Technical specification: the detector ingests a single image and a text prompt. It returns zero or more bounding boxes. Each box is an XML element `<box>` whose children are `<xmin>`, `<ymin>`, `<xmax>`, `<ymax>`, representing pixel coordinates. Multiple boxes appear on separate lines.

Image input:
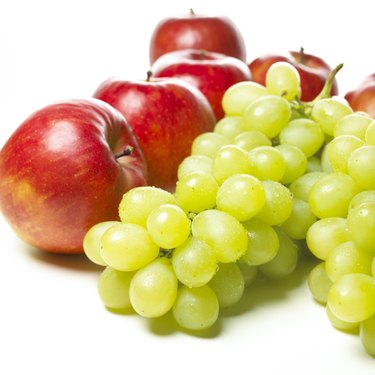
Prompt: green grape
<box><xmin>248</xmin><ymin>146</ymin><xmax>286</xmax><ymax>181</ymax></box>
<box><xmin>360</xmin><ymin>314</ymin><xmax>375</xmax><ymax>356</ymax></box>
<box><xmin>177</xmin><ymin>155</ymin><xmax>213</xmax><ymax>179</ymax></box>
<box><xmin>306</xmin><ymin>156</ymin><xmax>323</xmax><ymax>172</ymax></box>
<box><xmin>129</xmin><ymin>257</ymin><xmax>178</xmax><ymax>318</ymax></box>
<box><xmin>325</xmin><ymin>241</ymin><xmax>373</xmax><ymax>282</ymax></box>
<box><xmin>326</xmin><ymin>304</ymin><xmax>359</xmax><ymax>332</ymax></box>
<box><xmin>256</xmin><ymin>180</ymin><xmax>293</xmax><ymax>226</ymax></box>
<box><xmin>191</xmin><ymin>209</ymin><xmax>248</xmax><ymax>263</ymax></box>
<box><xmin>118</xmin><ymin>186</ymin><xmax>176</xmax><ymax>227</ymax></box>
<box><xmin>289</xmin><ymin>171</ymin><xmax>328</xmax><ymax>202</ymax></box>
<box><xmin>278</xmin><ymin>118</ymin><xmax>325</xmax><ymax>157</ymax></box>
<box><xmin>373</xmin><ymin>257</ymin><xmax>375</xmax><ymax>277</ymax></box>
<box><xmin>233</xmin><ymin>130</ymin><xmax>272</xmax><ymax>151</ymax></box>
<box><xmin>347</xmin><ymin>201</ymin><xmax>375</xmax><ymax>253</ymax></box>
<box><xmin>308</xmin><ymin>172</ymin><xmax>360</xmax><ymax>218</ymax></box>
<box><xmin>365</xmin><ymin>120</ymin><xmax>375</xmax><ymax>145</ymax></box>
<box><xmin>242</xmin><ymin>95</ymin><xmax>291</xmax><ymax>138</ymax></box>
<box><xmin>306</xmin><ymin>217</ymin><xmax>349</xmax><ymax>260</ymax></box>
<box><xmin>212</xmin><ymin>145</ymin><xmax>252</xmax><ymax>185</ymax></box>
<box><xmin>83</xmin><ymin>221</ymin><xmax>118</xmax><ymax>266</ymax></box>
<box><xmin>265</xmin><ymin>61</ymin><xmax>301</xmax><ymax>101</ymax></box>
<box><xmin>320</xmin><ymin>144</ymin><xmax>334</xmax><ymax>173</ymax></box>
<box><xmin>208</xmin><ymin>262</ymin><xmax>245</xmax><ymax>308</ymax></box>
<box><xmin>275</xmin><ymin>144</ymin><xmax>307</xmax><ymax>184</ymax></box>
<box><xmin>191</xmin><ymin>132</ymin><xmax>230</xmax><ymax>157</ymax></box>
<box><xmin>281</xmin><ymin>197</ymin><xmax>316</xmax><ymax>240</ymax></box>
<box><xmin>213</xmin><ymin>116</ymin><xmax>244</xmax><ymax>140</ymax></box>
<box><xmin>240</xmin><ymin>218</ymin><xmax>279</xmax><ymax>266</ymax></box>
<box><xmin>237</xmin><ymin>262</ymin><xmax>258</xmax><ymax>287</ymax></box>
<box><xmin>100</xmin><ymin>223</ymin><xmax>159</xmax><ymax>272</ymax></box>
<box><xmin>349</xmin><ymin>190</ymin><xmax>375</xmax><ymax>210</ymax></box>
<box><xmin>98</xmin><ymin>266</ymin><xmax>134</xmax><ymax>312</ymax></box>
<box><xmin>216</xmin><ymin>173</ymin><xmax>265</xmax><ymax>222</ymax></box>
<box><xmin>222</xmin><ymin>81</ymin><xmax>268</xmax><ymax>116</ymax></box>
<box><xmin>326</xmin><ymin>135</ymin><xmax>364</xmax><ymax>173</ymax></box>
<box><xmin>172</xmin><ymin>285</ymin><xmax>219</xmax><ymax>330</ymax></box>
<box><xmin>172</xmin><ymin>236</ymin><xmax>217</xmax><ymax>288</ymax></box>
<box><xmin>327</xmin><ymin>273</ymin><xmax>375</xmax><ymax>323</ymax></box>
<box><xmin>147</xmin><ymin>204</ymin><xmax>191</xmax><ymax>249</ymax></box>
<box><xmin>334</xmin><ymin>113</ymin><xmax>372</xmax><ymax>140</ymax></box>
<box><xmin>347</xmin><ymin>145</ymin><xmax>375</xmax><ymax>190</ymax></box>
<box><xmin>259</xmin><ymin>227</ymin><xmax>299</xmax><ymax>279</ymax></box>
<box><xmin>307</xmin><ymin>262</ymin><xmax>332</xmax><ymax>304</ymax></box>
<box><xmin>311</xmin><ymin>97</ymin><xmax>353</xmax><ymax>136</ymax></box>
<box><xmin>175</xmin><ymin>171</ymin><xmax>218</xmax><ymax>213</ymax></box>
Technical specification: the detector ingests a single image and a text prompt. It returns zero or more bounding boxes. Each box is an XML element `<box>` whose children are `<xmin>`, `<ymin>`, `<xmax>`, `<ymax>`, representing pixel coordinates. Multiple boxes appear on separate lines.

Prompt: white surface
<box><xmin>0</xmin><ymin>1</ymin><xmax>374</xmax><ymax>374</ymax></box>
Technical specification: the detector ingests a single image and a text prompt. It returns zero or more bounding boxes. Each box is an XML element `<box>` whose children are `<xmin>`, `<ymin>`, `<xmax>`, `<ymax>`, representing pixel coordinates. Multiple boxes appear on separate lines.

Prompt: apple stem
<box><xmin>115</xmin><ymin>146</ymin><xmax>133</xmax><ymax>159</ymax></box>
<box><xmin>189</xmin><ymin>8</ymin><xmax>195</xmax><ymax>16</ymax></box>
<box><xmin>299</xmin><ymin>47</ymin><xmax>305</xmax><ymax>64</ymax></box>
<box><xmin>146</xmin><ymin>70</ymin><xmax>152</xmax><ymax>82</ymax></box>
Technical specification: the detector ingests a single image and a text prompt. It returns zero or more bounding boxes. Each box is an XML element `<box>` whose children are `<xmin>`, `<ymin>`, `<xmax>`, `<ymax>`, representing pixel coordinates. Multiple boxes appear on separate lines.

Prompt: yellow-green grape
<box><xmin>172</xmin><ymin>237</ymin><xmax>217</xmax><ymax>288</ymax></box>
<box><xmin>97</xmin><ymin>267</ymin><xmax>134</xmax><ymax>312</ymax></box>
<box><xmin>281</xmin><ymin>197</ymin><xmax>316</xmax><ymax>240</ymax></box>
<box><xmin>256</xmin><ymin>180</ymin><xmax>293</xmax><ymax>226</ymax></box>
<box><xmin>222</xmin><ymin>81</ymin><xmax>268</xmax><ymax>116</ymax></box>
<box><xmin>129</xmin><ymin>257</ymin><xmax>177</xmax><ymax>318</ymax></box>
<box><xmin>373</xmin><ymin>258</ymin><xmax>375</xmax><ymax>277</ymax></box>
<box><xmin>275</xmin><ymin>144</ymin><xmax>307</xmax><ymax>184</ymax></box>
<box><xmin>240</xmin><ymin>218</ymin><xmax>279</xmax><ymax>266</ymax></box>
<box><xmin>326</xmin><ymin>135</ymin><xmax>364</xmax><ymax>173</ymax></box>
<box><xmin>119</xmin><ymin>186</ymin><xmax>176</xmax><ymax>227</ymax></box>
<box><xmin>278</xmin><ymin>119</ymin><xmax>325</xmax><ymax>157</ymax></box>
<box><xmin>172</xmin><ymin>285</ymin><xmax>219</xmax><ymax>330</ymax></box>
<box><xmin>347</xmin><ymin>201</ymin><xmax>375</xmax><ymax>253</ymax></box>
<box><xmin>307</xmin><ymin>262</ymin><xmax>332</xmax><ymax>304</ymax></box>
<box><xmin>259</xmin><ymin>227</ymin><xmax>299</xmax><ymax>279</ymax></box>
<box><xmin>325</xmin><ymin>241</ymin><xmax>373</xmax><ymax>282</ymax></box>
<box><xmin>233</xmin><ymin>130</ymin><xmax>272</xmax><ymax>151</ymax></box>
<box><xmin>308</xmin><ymin>172</ymin><xmax>360</xmax><ymax>218</ymax></box>
<box><xmin>306</xmin><ymin>217</ymin><xmax>349</xmax><ymax>260</ymax></box>
<box><xmin>265</xmin><ymin>61</ymin><xmax>301</xmax><ymax>101</ymax></box>
<box><xmin>349</xmin><ymin>190</ymin><xmax>375</xmax><ymax>210</ymax></box>
<box><xmin>326</xmin><ymin>304</ymin><xmax>359</xmax><ymax>332</ymax></box>
<box><xmin>311</xmin><ymin>97</ymin><xmax>353</xmax><ymax>136</ymax></box>
<box><xmin>177</xmin><ymin>155</ymin><xmax>213</xmax><ymax>179</ymax></box>
<box><xmin>248</xmin><ymin>146</ymin><xmax>286</xmax><ymax>181</ymax></box>
<box><xmin>335</xmin><ymin>113</ymin><xmax>372</xmax><ymax>140</ymax></box>
<box><xmin>360</xmin><ymin>313</ymin><xmax>375</xmax><ymax>356</ymax></box>
<box><xmin>242</xmin><ymin>95</ymin><xmax>291</xmax><ymax>138</ymax></box>
<box><xmin>216</xmin><ymin>174</ymin><xmax>265</xmax><ymax>222</ymax></box>
<box><xmin>307</xmin><ymin>156</ymin><xmax>323</xmax><ymax>172</ymax></box>
<box><xmin>237</xmin><ymin>263</ymin><xmax>258</xmax><ymax>287</ymax></box>
<box><xmin>191</xmin><ymin>132</ymin><xmax>230</xmax><ymax>157</ymax></box>
<box><xmin>191</xmin><ymin>209</ymin><xmax>248</xmax><ymax>263</ymax></box>
<box><xmin>213</xmin><ymin>116</ymin><xmax>244</xmax><ymax>140</ymax></box>
<box><xmin>365</xmin><ymin>120</ymin><xmax>375</xmax><ymax>145</ymax></box>
<box><xmin>347</xmin><ymin>145</ymin><xmax>375</xmax><ymax>190</ymax></box>
<box><xmin>147</xmin><ymin>204</ymin><xmax>191</xmax><ymax>249</ymax></box>
<box><xmin>320</xmin><ymin>144</ymin><xmax>334</xmax><ymax>173</ymax></box>
<box><xmin>83</xmin><ymin>221</ymin><xmax>118</xmax><ymax>266</ymax></box>
<box><xmin>327</xmin><ymin>273</ymin><xmax>375</xmax><ymax>323</ymax></box>
<box><xmin>100</xmin><ymin>223</ymin><xmax>159</xmax><ymax>271</ymax></box>
<box><xmin>289</xmin><ymin>171</ymin><xmax>328</xmax><ymax>202</ymax></box>
<box><xmin>175</xmin><ymin>171</ymin><xmax>218</xmax><ymax>213</ymax></box>
<box><xmin>212</xmin><ymin>145</ymin><xmax>251</xmax><ymax>185</ymax></box>
<box><xmin>208</xmin><ymin>262</ymin><xmax>245</xmax><ymax>308</ymax></box>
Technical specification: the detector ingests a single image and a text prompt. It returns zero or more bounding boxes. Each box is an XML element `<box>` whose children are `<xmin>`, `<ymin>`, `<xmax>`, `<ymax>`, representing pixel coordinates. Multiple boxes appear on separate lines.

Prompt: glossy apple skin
<box><xmin>0</xmin><ymin>99</ymin><xmax>147</xmax><ymax>254</ymax></box>
<box><xmin>249</xmin><ymin>51</ymin><xmax>338</xmax><ymax>101</ymax></box>
<box><xmin>151</xmin><ymin>49</ymin><xmax>252</xmax><ymax>120</ymax></box>
<box><xmin>345</xmin><ymin>74</ymin><xmax>375</xmax><ymax>117</ymax></box>
<box><xmin>94</xmin><ymin>77</ymin><xmax>216</xmax><ymax>192</ymax></box>
<box><xmin>149</xmin><ymin>12</ymin><xmax>247</xmax><ymax>64</ymax></box>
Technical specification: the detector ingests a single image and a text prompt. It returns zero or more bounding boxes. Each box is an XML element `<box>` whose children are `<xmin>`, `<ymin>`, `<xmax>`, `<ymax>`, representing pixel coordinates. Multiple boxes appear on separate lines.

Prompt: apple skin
<box><xmin>151</xmin><ymin>49</ymin><xmax>252</xmax><ymax>120</ymax></box>
<box><xmin>248</xmin><ymin>50</ymin><xmax>338</xmax><ymax>101</ymax></box>
<box><xmin>0</xmin><ymin>99</ymin><xmax>147</xmax><ymax>254</ymax></box>
<box><xmin>93</xmin><ymin>77</ymin><xmax>216</xmax><ymax>192</ymax></box>
<box><xmin>149</xmin><ymin>11</ymin><xmax>247</xmax><ymax>64</ymax></box>
<box><xmin>345</xmin><ymin>74</ymin><xmax>375</xmax><ymax>117</ymax></box>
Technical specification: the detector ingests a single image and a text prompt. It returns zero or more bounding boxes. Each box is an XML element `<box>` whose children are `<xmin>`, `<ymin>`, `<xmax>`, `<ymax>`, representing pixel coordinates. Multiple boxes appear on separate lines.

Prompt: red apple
<box><xmin>345</xmin><ymin>74</ymin><xmax>375</xmax><ymax>117</ymax></box>
<box><xmin>93</xmin><ymin>76</ymin><xmax>216</xmax><ymax>192</ymax></box>
<box><xmin>249</xmin><ymin>49</ymin><xmax>338</xmax><ymax>101</ymax></box>
<box><xmin>151</xmin><ymin>49</ymin><xmax>252</xmax><ymax>120</ymax></box>
<box><xmin>149</xmin><ymin>9</ymin><xmax>247</xmax><ymax>64</ymax></box>
<box><xmin>0</xmin><ymin>99</ymin><xmax>147</xmax><ymax>254</ymax></box>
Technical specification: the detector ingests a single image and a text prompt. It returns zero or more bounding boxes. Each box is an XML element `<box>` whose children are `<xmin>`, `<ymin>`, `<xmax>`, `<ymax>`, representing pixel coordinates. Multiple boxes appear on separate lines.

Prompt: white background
<box><xmin>0</xmin><ymin>1</ymin><xmax>374</xmax><ymax>374</ymax></box>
